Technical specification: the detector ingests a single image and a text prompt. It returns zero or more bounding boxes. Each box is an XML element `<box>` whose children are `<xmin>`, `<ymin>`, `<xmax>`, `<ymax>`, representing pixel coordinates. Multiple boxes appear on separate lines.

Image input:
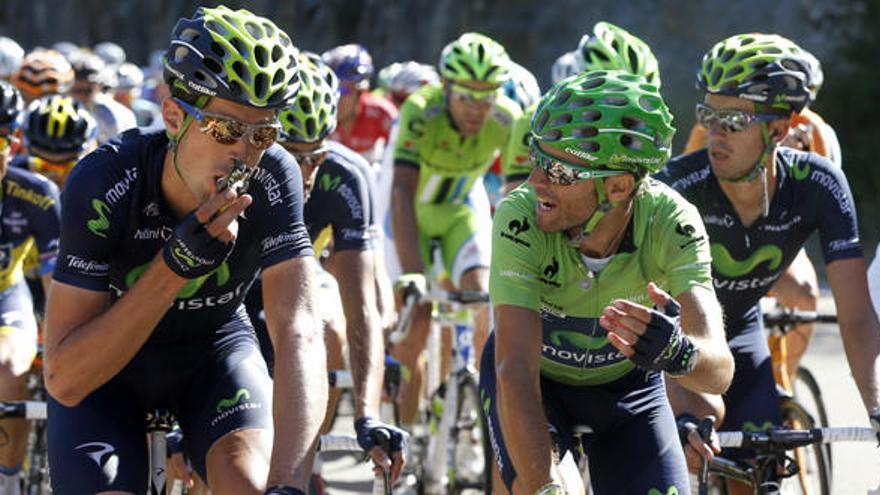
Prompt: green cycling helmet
<box><xmin>698</xmin><ymin>33</ymin><xmax>812</xmax><ymax>113</ymax></box>
<box><xmin>578</xmin><ymin>22</ymin><xmax>661</xmax><ymax>87</ymax></box>
<box><xmin>531</xmin><ymin>69</ymin><xmax>674</xmax><ymax>175</ymax></box>
<box><xmin>163</xmin><ymin>5</ymin><xmax>299</xmax><ymax>108</ymax></box>
<box><xmin>279</xmin><ymin>53</ymin><xmax>339</xmax><ymax>143</ymax></box>
<box><xmin>438</xmin><ymin>33</ymin><xmax>510</xmax><ymax>85</ymax></box>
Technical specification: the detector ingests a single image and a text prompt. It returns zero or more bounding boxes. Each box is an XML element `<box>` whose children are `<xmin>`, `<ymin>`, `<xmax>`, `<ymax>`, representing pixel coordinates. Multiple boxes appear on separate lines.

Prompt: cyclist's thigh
<box><xmin>478</xmin><ymin>333</ymin><xmax>522</xmax><ymax>490</ymax></box>
<box><xmin>721</xmin><ymin>325</ymin><xmax>782</xmax><ymax>459</ymax></box>
<box><xmin>442</xmin><ymin>202</ymin><xmax>491</xmax><ymax>287</ymax></box>
<box><xmin>0</xmin><ymin>282</ymin><xmax>38</xmax><ymax>377</ymax></box>
<box><xmin>550</xmin><ymin>372</ymin><xmax>688</xmax><ymax>495</ymax></box>
<box><xmin>47</xmin><ymin>381</ymin><xmax>148</xmax><ymax>493</ymax></box>
<box><xmin>178</xmin><ymin>328</ymin><xmax>273</xmax><ymax>480</ymax></box>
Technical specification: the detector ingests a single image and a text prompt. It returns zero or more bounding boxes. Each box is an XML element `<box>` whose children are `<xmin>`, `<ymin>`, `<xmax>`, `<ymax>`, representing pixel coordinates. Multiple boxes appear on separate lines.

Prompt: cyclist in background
<box><xmin>0</xmin><ymin>38</ymin><xmax>23</xmax><ymax>82</ymax></box>
<box><xmin>68</xmin><ymin>51</ymin><xmax>137</xmax><ymax>144</ymax></box>
<box><xmin>43</xmin><ymin>6</ymin><xmax>325</xmax><ymax>493</ymax></box>
<box><xmin>0</xmin><ymin>81</ymin><xmax>61</xmax><ymax>495</ymax></box>
<box><xmin>390</xmin><ymin>32</ymin><xmax>522</xmax><ymax>424</ymax></box>
<box><xmin>377</xmin><ymin>61</ymin><xmax>439</xmax><ymax>109</ymax></box>
<box><xmin>112</xmin><ymin>62</ymin><xmax>162</xmax><ymax>129</ymax></box>
<box><xmin>484</xmin><ymin>70</ymin><xmax>733</xmax><ymax>494</ymax></box>
<box><xmin>505</xmin><ymin>22</ymin><xmax>661</xmax><ymax>193</ymax></box>
<box><xmin>323</xmin><ymin>44</ymin><xmax>398</xmax><ymax>167</ymax></box>
<box><xmin>655</xmin><ymin>34</ymin><xmax>880</xmax><ymax>486</ymax></box>
<box><xmin>11</xmin><ymin>48</ymin><xmax>74</xmax><ymax>104</ymax></box>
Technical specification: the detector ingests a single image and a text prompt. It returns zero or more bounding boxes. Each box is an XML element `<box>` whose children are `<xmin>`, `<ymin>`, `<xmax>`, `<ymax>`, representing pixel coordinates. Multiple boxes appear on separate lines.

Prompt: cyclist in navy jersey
<box><xmin>654</xmin><ymin>34</ymin><xmax>880</xmax><ymax>484</ymax></box>
<box><xmin>245</xmin><ymin>53</ymin><xmax>406</xmax><ymax>486</ymax></box>
<box><xmin>43</xmin><ymin>7</ymin><xmax>325</xmax><ymax>494</ymax></box>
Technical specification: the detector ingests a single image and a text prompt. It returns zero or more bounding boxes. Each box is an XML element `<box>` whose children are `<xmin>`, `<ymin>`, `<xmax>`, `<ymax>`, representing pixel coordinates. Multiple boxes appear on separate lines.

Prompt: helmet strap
<box><xmin>716</xmin><ymin>108</ymin><xmax>776</xmax><ymax>218</ymax></box>
<box><xmin>568</xmin><ymin>177</ymin><xmax>616</xmax><ymax>247</ymax></box>
<box><xmin>168</xmin><ymin>93</ymin><xmax>210</xmax><ymax>198</ymax></box>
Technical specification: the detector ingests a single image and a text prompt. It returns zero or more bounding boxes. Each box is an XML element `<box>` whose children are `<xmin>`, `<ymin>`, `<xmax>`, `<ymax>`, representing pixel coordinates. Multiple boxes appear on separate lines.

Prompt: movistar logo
<box><xmin>87</xmin><ymin>199</ymin><xmax>112</xmax><ymax>238</ymax></box>
<box><xmin>548</xmin><ymin>329</ymin><xmax>607</xmax><ymax>350</ymax></box>
<box><xmin>173</xmin><ymin>247</ymin><xmax>197</xmax><ymax>267</ymax></box>
<box><xmin>216</xmin><ymin>388</ymin><xmax>251</xmax><ymax>413</ymax></box>
<box><xmin>319</xmin><ymin>174</ymin><xmax>341</xmax><ymax>192</ymax></box>
<box><xmin>791</xmin><ymin>160</ymin><xmax>810</xmax><ymax>181</ymax></box>
<box><xmin>711</xmin><ymin>244</ymin><xmax>782</xmax><ymax>277</ymax></box>
<box><xmin>126</xmin><ymin>261</ymin><xmax>230</xmax><ymax>299</ymax></box>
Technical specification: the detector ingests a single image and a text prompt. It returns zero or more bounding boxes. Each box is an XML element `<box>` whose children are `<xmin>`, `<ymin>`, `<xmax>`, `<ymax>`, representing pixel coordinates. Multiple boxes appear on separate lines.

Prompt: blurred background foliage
<box><xmin>1</xmin><ymin>0</ymin><xmax>877</xmax><ymax>258</ymax></box>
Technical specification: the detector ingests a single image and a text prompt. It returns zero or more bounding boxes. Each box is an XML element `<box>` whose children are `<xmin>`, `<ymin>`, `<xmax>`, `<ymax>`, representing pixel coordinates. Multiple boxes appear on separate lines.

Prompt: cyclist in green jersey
<box><xmin>504</xmin><ymin>22</ymin><xmax>661</xmax><ymax>193</ymax></box>
<box><xmin>390</xmin><ymin>32</ymin><xmax>521</xmax><ymax>423</ymax></box>
<box><xmin>484</xmin><ymin>70</ymin><xmax>733</xmax><ymax>494</ymax></box>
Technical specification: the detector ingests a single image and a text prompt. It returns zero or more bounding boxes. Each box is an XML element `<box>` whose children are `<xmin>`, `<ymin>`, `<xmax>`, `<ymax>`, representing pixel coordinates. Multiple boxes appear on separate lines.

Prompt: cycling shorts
<box><xmin>47</xmin><ymin>307</ymin><xmax>272</xmax><ymax>492</ymax></box>
<box><xmin>479</xmin><ymin>333</ymin><xmax>689</xmax><ymax>494</ymax></box>
<box><xmin>415</xmin><ymin>185</ymin><xmax>491</xmax><ymax>286</ymax></box>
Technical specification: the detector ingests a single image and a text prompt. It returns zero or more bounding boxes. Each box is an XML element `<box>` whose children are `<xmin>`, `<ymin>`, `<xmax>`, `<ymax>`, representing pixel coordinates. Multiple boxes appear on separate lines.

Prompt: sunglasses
<box><xmin>450</xmin><ymin>83</ymin><xmax>498</xmax><ymax>105</ymax></box>
<box><xmin>530</xmin><ymin>143</ymin><xmax>625</xmax><ymax>186</ymax></box>
<box><xmin>29</xmin><ymin>155</ymin><xmax>79</xmax><ymax>179</ymax></box>
<box><xmin>695</xmin><ymin>103</ymin><xmax>781</xmax><ymax>133</ymax></box>
<box><xmin>174</xmin><ymin>98</ymin><xmax>280</xmax><ymax>150</ymax></box>
<box><xmin>291</xmin><ymin>148</ymin><xmax>329</xmax><ymax>169</ymax></box>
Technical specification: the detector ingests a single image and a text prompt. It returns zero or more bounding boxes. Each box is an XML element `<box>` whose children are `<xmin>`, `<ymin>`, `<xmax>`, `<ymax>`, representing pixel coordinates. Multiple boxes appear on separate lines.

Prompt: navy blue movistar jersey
<box><xmin>305</xmin><ymin>140</ymin><xmax>376</xmax><ymax>254</ymax></box>
<box><xmin>655</xmin><ymin>148</ymin><xmax>861</xmax><ymax>337</ymax></box>
<box><xmin>53</xmin><ymin>129</ymin><xmax>313</xmax><ymax>345</ymax></box>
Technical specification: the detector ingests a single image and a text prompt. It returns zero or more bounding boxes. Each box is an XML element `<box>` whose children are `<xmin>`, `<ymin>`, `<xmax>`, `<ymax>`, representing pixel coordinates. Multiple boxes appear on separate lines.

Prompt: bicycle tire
<box><xmin>793</xmin><ymin>366</ymin><xmax>832</xmax><ymax>473</ymax></box>
<box><xmin>23</xmin><ymin>419</ymin><xmax>50</xmax><ymax>495</ymax></box>
<box><xmin>780</xmin><ymin>398</ymin><xmax>831</xmax><ymax>495</ymax></box>
<box><xmin>448</xmin><ymin>373</ymin><xmax>486</xmax><ymax>494</ymax></box>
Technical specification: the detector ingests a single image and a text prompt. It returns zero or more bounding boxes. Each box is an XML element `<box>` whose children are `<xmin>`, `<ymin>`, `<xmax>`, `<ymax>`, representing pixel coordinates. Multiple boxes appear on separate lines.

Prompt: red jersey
<box><xmin>332</xmin><ymin>92</ymin><xmax>398</xmax><ymax>155</ymax></box>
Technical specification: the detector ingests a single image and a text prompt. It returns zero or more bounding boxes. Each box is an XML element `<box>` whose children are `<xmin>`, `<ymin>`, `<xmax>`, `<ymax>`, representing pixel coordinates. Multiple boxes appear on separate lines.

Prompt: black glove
<box><xmin>264</xmin><ymin>486</ymin><xmax>304</xmax><ymax>495</ymax></box>
<box><xmin>163</xmin><ymin>210</ymin><xmax>235</xmax><ymax>279</ymax></box>
<box><xmin>630</xmin><ymin>298</ymin><xmax>699</xmax><ymax>376</ymax></box>
<box><xmin>354</xmin><ymin>416</ymin><xmax>409</xmax><ymax>455</ymax></box>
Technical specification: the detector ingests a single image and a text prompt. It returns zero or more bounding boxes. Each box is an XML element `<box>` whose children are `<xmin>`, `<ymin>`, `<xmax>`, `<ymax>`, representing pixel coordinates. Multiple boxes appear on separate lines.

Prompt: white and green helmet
<box><xmin>438</xmin><ymin>32</ymin><xmax>510</xmax><ymax>85</ymax></box>
<box><xmin>279</xmin><ymin>53</ymin><xmax>339</xmax><ymax>143</ymax></box>
<box><xmin>163</xmin><ymin>5</ymin><xmax>299</xmax><ymax>108</ymax></box>
<box><xmin>577</xmin><ymin>22</ymin><xmax>661</xmax><ymax>87</ymax></box>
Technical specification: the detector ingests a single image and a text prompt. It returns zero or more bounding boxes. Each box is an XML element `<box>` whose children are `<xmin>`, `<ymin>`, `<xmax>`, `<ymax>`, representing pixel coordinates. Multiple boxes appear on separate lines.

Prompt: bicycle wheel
<box><xmin>22</xmin><ymin>419</ymin><xmax>50</xmax><ymax>495</ymax></box>
<box><xmin>447</xmin><ymin>374</ymin><xmax>485</xmax><ymax>494</ymax></box>
<box><xmin>792</xmin><ymin>366</ymin><xmax>832</xmax><ymax>472</ymax></box>
<box><xmin>779</xmin><ymin>398</ymin><xmax>831</xmax><ymax>495</ymax></box>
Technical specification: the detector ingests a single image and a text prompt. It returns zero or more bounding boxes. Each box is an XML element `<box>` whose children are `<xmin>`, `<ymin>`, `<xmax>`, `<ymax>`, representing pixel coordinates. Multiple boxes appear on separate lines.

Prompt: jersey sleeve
<box><xmin>392</xmin><ymin>95</ymin><xmax>426</xmax><ymax>168</ymax></box>
<box><xmin>31</xmin><ymin>179</ymin><xmax>61</xmax><ymax>275</ymax></box>
<box><xmin>806</xmin><ymin>156</ymin><xmax>863</xmax><ymax>263</ymax></box>
<box><xmin>489</xmin><ymin>190</ymin><xmax>543</xmax><ymax>310</ymax></box>
<box><xmin>250</xmin><ymin>147</ymin><xmax>315</xmax><ymax>268</ymax></box>
<box><xmin>502</xmin><ymin>106</ymin><xmax>534</xmax><ymax>184</ymax></box>
<box><xmin>324</xmin><ymin>166</ymin><xmax>373</xmax><ymax>252</ymax></box>
<box><xmin>52</xmin><ymin>157</ymin><xmax>117</xmax><ymax>291</ymax></box>
<box><xmin>649</xmin><ymin>184</ymin><xmax>714</xmax><ymax>297</ymax></box>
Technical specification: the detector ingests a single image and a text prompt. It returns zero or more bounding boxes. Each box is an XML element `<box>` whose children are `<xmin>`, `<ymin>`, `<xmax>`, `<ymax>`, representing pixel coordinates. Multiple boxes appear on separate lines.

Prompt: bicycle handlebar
<box><xmin>762</xmin><ymin>308</ymin><xmax>837</xmax><ymax>329</ymax></box>
<box><xmin>0</xmin><ymin>401</ymin><xmax>46</xmax><ymax>420</ymax></box>
<box><xmin>717</xmin><ymin>426</ymin><xmax>875</xmax><ymax>449</ymax></box>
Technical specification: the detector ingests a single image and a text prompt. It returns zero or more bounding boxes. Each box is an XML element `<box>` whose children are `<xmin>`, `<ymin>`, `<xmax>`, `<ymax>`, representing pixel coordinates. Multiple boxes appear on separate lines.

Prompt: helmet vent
<box><xmin>627</xmin><ymin>47</ymin><xmax>638</xmax><ymax>73</ymax></box>
<box><xmin>571</xmin><ymin>97</ymin><xmax>594</xmax><ymax>108</ymax></box>
<box><xmin>573</xmin><ymin>126</ymin><xmax>598</xmax><ymax>138</ymax></box>
<box><xmin>230</xmin><ymin>38</ymin><xmax>247</xmax><ymax>58</ymax></box>
<box><xmin>298</xmin><ymin>95</ymin><xmax>312</xmax><ymax>114</ymax></box>
<box><xmin>581</xmin><ymin>77</ymin><xmax>605</xmax><ymax>90</ymax></box>
<box><xmin>638</xmin><ymin>95</ymin><xmax>660</xmax><ymax>111</ymax></box>
<box><xmin>232</xmin><ymin>61</ymin><xmax>246</xmax><ymax>80</ymax></box>
<box><xmin>581</xmin><ymin>109</ymin><xmax>602</xmax><ymax>122</ymax></box>
<box><xmin>305</xmin><ymin>117</ymin><xmax>316</xmax><ymax>136</ymax></box>
<box><xmin>579</xmin><ymin>140</ymin><xmax>600</xmax><ymax>152</ymax></box>
<box><xmin>709</xmin><ymin>67</ymin><xmax>722</xmax><ymax>86</ymax></box>
<box><xmin>620</xmin><ymin>134</ymin><xmax>643</xmax><ymax>151</ymax></box>
<box><xmin>254</xmin><ymin>73</ymin><xmax>268</xmax><ymax>97</ymax></box>
<box><xmin>210</xmin><ymin>42</ymin><xmax>226</xmax><ymax>58</ymax></box>
<box><xmin>204</xmin><ymin>58</ymin><xmax>223</xmax><ymax>75</ymax></box>
<box><xmin>193</xmin><ymin>70</ymin><xmax>207</xmax><ymax>82</ymax></box>
<box><xmin>244</xmin><ymin>21</ymin><xmax>264</xmax><ymax>40</ymax></box>
<box><xmin>476</xmin><ymin>43</ymin><xmax>486</xmax><ymax>63</ymax></box>
<box><xmin>205</xmin><ymin>21</ymin><xmax>226</xmax><ymax>37</ymax></box>
<box><xmin>621</xmin><ymin>115</ymin><xmax>645</xmax><ymax>130</ymax></box>
<box><xmin>279</xmin><ymin>33</ymin><xmax>291</xmax><ymax>48</ymax></box>
<box><xmin>535</xmin><ymin>109</ymin><xmax>550</xmax><ymax>130</ymax></box>
<box><xmin>550</xmin><ymin>113</ymin><xmax>572</xmax><ymax>127</ymax></box>
<box><xmin>254</xmin><ymin>45</ymin><xmax>269</xmax><ymax>67</ymax></box>
<box><xmin>589</xmin><ymin>47</ymin><xmax>609</xmax><ymax>62</ymax></box>
<box><xmin>263</xmin><ymin>22</ymin><xmax>275</xmax><ymax>37</ymax></box>
<box><xmin>601</xmin><ymin>96</ymin><xmax>628</xmax><ymax>107</ymax></box>
<box><xmin>272</xmin><ymin>70</ymin><xmax>284</xmax><ymax>86</ymax></box>
<box><xmin>180</xmin><ymin>27</ymin><xmax>201</xmax><ymax>43</ymax></box>
<box><xmin>719</xmin><ymin>49</ymin><xmax>735</xmax><ymax>64</ymax></box>
<box><xmin>542</xmin><ymin>129</ymin><xmax>562</xmax><ymax>141</ymax></box>
<box><xmin>272</xmin><ymin>46</ymin><xmax>284</xmax><ymax>62</ymax></box>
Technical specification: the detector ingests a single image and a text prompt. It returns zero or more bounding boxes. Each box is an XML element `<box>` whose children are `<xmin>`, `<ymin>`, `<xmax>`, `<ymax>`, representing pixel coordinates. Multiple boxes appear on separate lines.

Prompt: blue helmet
<box><xmin>322</xmin><ymin>44</ymin><xmax>374</xmax><ymax>83</ymax></box>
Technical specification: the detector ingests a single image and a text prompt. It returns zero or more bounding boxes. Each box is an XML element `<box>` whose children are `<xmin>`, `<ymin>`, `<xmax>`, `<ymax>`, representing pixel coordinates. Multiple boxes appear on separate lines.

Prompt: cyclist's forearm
<box><xmin>839</xmin><ymin>311</ymin><xmax>880</xmax><ymax>412</ymax></box>
<box><xmin>497</xmin><ymin>365</ymin><xmax>555</xmax><ymax>493</ymax></box>
<box><xmin>674</xmin><ymin>333</ymin><xmax>734</xmax><ymax>395</ymax></box>
<box><xmin>44</xmin><ymin>255</ymin><xmax>186</xmax><ymax>406</ymax></box>
<box><xmin>268</xmin><ymin>315</ymin><xmax>326</xmax><ymax>487</ymax></box>
<box><xmin>390</xmin><ymin>185</ymin><xmax>424</xmax><ymax>274</ymax></box>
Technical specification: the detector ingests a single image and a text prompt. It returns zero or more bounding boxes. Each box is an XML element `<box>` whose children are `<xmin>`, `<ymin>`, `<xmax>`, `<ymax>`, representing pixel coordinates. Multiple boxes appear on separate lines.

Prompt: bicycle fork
<box><xmin>424</xmin><ymin>371</ymin><xmax>460</xmax><ymax>494</ymax></box>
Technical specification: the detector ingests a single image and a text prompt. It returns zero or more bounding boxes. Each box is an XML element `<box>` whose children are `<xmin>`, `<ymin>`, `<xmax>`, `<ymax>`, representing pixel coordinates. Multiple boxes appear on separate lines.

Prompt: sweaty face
<box><xmin>174</xmin><ymin>97</ymin><xmax>277</xmax><ymax>203</ymax></box>
<box><xmin>527</xmin><ymin>143</ymin><xmax>599</xmax><ymax>233</ymax></box>
<box><xmin>446</xmin><ymin>80</ymin><xmax>498</xmax><ymax>138</ymax></box>
<box><xmin>704</xmin><ymin>93</ymin><xmax>773</xmax><ymax>181</ymax></box>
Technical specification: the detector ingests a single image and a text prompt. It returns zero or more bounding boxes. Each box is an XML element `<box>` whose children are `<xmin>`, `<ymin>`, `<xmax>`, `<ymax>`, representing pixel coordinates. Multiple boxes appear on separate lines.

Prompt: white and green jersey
<box><xmin>490</xmin><ymin>180</ymin><xmax>713</xmax><ymax>386</ymax></box>
<box><xmin>393</xmin><ymin>83</ymin><xmax>521</xmax><ymax>205</ymax></box>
